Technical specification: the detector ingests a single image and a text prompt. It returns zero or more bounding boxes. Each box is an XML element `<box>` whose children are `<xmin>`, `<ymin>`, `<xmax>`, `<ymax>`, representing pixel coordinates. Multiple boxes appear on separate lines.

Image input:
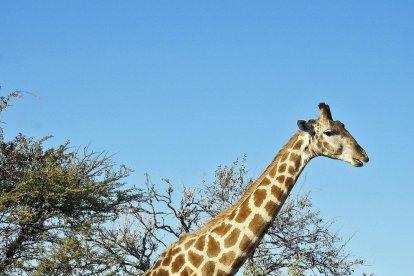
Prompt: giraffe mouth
<box><xmin>352</xmin><ymin>158</ymin><xmax>364</xmax><ymax>167</ymax></box>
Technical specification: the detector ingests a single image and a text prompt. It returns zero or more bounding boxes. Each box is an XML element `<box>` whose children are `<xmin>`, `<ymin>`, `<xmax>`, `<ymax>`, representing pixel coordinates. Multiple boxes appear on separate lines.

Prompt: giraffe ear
<box><xmin>297</xmin><ymin>120</ymin><xmax>315</xmax><ymax>134</ymax></box>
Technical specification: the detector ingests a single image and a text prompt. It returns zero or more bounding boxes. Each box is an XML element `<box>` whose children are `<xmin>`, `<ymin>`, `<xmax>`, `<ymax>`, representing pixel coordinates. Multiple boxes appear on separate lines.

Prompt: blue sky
<box><xmin>1</xmin><ymin>1</ymin><xmax>413</xmax><ymax>275</ymax></box>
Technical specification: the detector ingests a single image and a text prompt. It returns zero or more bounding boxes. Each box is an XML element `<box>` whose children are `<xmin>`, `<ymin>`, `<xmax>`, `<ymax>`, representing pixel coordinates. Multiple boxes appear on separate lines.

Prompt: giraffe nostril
<box><xmin>355</xmin><ymin>144</ymin><xmax>369</xmax><ymax>162</ymax></box>
<box><xmin>360</xmin><ymin>148</ymin><xmax>369</xmax><ymax>162</ymax></box>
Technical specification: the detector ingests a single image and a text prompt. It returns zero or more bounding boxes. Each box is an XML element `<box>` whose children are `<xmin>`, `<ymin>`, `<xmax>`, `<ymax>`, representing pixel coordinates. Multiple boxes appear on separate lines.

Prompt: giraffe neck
<box><xmin>249</xmin><ymin>130</ymin><xmax>313</xmax><ymax>215</ymax></box>
<box><xmin>145</xmin><ymin>131</ymin><xmax>315</xmax><ymax>275</ymax></box>
<box><xmin>219</xmin><ymin>131</ymin><xmax>313</xmax><ymax>274</ymax></box>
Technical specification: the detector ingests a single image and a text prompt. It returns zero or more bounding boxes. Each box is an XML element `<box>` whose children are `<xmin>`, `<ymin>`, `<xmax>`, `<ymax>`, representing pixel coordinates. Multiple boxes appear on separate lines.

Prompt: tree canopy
<box><xmin>0</xmin><ymin>92</ymin><xmax>139</xmax><ymax>275</ymax></box>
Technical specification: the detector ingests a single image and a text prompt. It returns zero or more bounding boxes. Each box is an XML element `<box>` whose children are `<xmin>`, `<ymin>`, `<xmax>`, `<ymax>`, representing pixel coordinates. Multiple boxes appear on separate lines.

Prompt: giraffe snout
<box><xmin>357</xmin><ymin>145</ymin><xmax>369</xmax><ymax>163</ymax></box>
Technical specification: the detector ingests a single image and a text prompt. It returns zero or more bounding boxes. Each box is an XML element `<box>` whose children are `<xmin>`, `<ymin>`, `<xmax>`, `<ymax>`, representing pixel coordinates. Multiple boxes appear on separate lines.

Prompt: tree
<box><xmin>0</xmin><ymin>92</ymin><xmax>139</xmax><ymax>275</ymax></box>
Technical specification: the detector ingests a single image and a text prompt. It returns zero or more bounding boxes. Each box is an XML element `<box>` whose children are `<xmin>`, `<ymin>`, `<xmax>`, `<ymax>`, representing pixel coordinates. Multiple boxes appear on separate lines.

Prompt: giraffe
<box><xmin>145</xmin><ymin>103</ymin><xmax>369</xmax><ymax>276</ymax></box>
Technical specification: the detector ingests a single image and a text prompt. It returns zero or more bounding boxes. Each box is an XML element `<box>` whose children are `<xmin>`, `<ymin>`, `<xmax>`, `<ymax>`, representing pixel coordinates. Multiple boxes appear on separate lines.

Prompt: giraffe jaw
<box><xmin>339</xmin><ymin>148</ymin><xmax>368</xmax><ymax>167</ymax></box>
<box><xmin>352</xmin><ymin>158</ymin><xmax>364</xmax><ymax>167</ymax></box>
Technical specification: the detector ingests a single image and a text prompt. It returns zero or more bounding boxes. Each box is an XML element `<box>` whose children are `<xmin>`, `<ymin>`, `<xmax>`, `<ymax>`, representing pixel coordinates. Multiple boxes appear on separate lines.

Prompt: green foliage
<box><xmin>287</xmin><ymin>258</ymin><xmax>306</xmax><ymax>276</ymax></box>
<box><xmin>0</xmin><ymin>93</ymin><xmax>138</xmax><ymax>275</ymax></box>
<box><xmin>243</xmin><ymin>259</ymin><xmax>265</xmax><ymax>276</ymax></box>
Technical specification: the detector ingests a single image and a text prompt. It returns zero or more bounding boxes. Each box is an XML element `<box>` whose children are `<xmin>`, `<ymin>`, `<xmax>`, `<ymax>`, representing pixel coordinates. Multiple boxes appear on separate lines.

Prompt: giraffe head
<box><xmin>297</xmin><ymin>102</ymin><xmax>369</xmax><ymax>167</ymax></box>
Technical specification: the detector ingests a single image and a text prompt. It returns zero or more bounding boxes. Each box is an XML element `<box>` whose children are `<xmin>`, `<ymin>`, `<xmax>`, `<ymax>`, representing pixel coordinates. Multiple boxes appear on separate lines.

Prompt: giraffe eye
<box><xmin>323</xmin><ymin>130</ymin><xmax>335</xmax><ymax>137</ymax></box>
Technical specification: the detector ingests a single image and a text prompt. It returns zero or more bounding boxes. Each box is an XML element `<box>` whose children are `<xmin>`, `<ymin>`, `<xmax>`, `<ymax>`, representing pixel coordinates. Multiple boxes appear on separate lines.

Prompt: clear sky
<box><xmin>1</xmin><ymin>1</ymin><xmax>413</xmax><ymax>275</ymax></box>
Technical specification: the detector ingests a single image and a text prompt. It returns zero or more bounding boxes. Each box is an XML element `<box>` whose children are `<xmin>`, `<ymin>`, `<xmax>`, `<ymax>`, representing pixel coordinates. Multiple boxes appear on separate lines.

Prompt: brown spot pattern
<box><xmin>278</xmin><ymin>163</ymin><xmax>287</xmax><ymax>173</ymax></box>
<box><xmin>216</xmin><ymin>270</ymin><xmax>228</xmax><ymax>276</ymax></box>
<box><xmin>271</xmin><ymin>185</ymin><xmax>283</xmax><ymax>200</ymax></box>
<box><xmin>261</xmin><ymin>177</ymin><xmax>271</xmax><ymax>186</ymax></box>
<box><xmin>280</xmin><ymin>153</ymin><xmax>289</xmax><ymax>162</ymax></box>
<box><xmin>157</xmin><ymin>269</ymin><xmax>169</xmax><ymax>276</ymax></box>
<box><xmin>265</xmin><ymin>201</ymin><xmax>280</xmax><ymax>216</ymax></box>
<box><xmin>180</xmin><ymin>267</ymin><xmax>194</xmax><ymax>276</ymax></box>
<box><xmin>195</xmin><ymin>235</ymin><xmax>206</xmax><ymax>251</ymax></box>
<box><xmin>171</xmin><ymin>253</ymin><xmax>185</xmax><ymax>273</ymax></box>
<box><xmin>219</xmin><ymin>251</ymin><xmax>236</xmax><ymax>266</ymax></box>
<box><xmin>162</xmin><ymin>255</ymin><xmax>172</xmax><ymax>266</ymax></box>
<box><xmin>184</xmin><ymin>239</ymin><xmax>196</xmax><ymax>249</ymax></box>
<box><xmin>153</xmin><ymin>260</ymin><xmax>161</xmax><ymax>270</ymax></box>
<box><xmin>295</xmin><ymin>156</ymin><xmax>302</xmax><ymax>169</ymax></box>
<box><xmin>289</xmin><ymin>152</ymin><xmax>299</xmax><ymax>162</ymax></box>
<box><xmin>224</xmin><ymin>228</ymin><xmax>240</xmax><ymax>248</ymax></box>
<box><xmin>235</xmin><ymin>198</ymin><xmax>251</xmax><ymax>223</ymax></box>
<box><xmin>239</xmin><ymin>235</ymin><xmax>252</xmax><ymax>251</ymax></box>
<box><xmin>288</xmin><ymin>165</ymin><xmax>295</xmax><ymax>174</ymax></box>
<box><xmin>170</xmin><ymin>247</ymin><xmax>181</xmax><ymax>255</ymax></box>
<box><xmin>228</xmin><ymin>209</ymin><xmax>237</xmax><ymax>220</ymax></box>
<box><xmin>253</xmin><ymin>189</ymin><xmax>266</xmax><ymax>207</ymax></box>
<box><xmin>290</xmin><ymin>153</ymin><xmax>301</xmax><ymax>169</ymax></box>
<box><xmin>178</xmin><ymin>233</ymin><xmax>189</xmax><ymax>241</ymax></box>
<box><xmin>248</xmin><ymin>214</ymin><xmax>265</xmax><ymax>234</ymax></box>
<box><xmin>285</xmin><ymin>177</ymin><xmax>294</xmax><ymax>189</ymax></box>
<box><xmin>276</xmin><ymin>175</ymin><xmax>285</xmax><ymax>183</ymax></box>
<box><xmin>294</xmin><ymin>139</ymin><xmax>303</xmax><ymax>150</ymax></box>
<box><xmin>213</xmin><ymin>223</ymin><xmax>232</xmax><ymax>236</ymax></box>
<box><xmin>202</xmin><ymin>261</ymin><xmax>216</xmax><ymax>275</ymax></box>
<box><xmin>207</xmin><ymin>235</ymin><xmax>220</xmax><ymax>257</ymax></box>
<box><xmin>269</xmin><ymin>166</ymin><xmax>277</xmax><ymax>178</ymax></box>
<box><xmin>188</xmin><ymin>250</ymin><xmax>203</xmax><ymax>267</ymax></box>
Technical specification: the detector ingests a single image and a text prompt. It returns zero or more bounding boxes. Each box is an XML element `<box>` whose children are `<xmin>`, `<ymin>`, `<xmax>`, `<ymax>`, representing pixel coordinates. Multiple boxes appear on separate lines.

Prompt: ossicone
<box><xmin>318</xmin><ymin>102</ymin><xmax>333</xmax><ymax>120</ymax></box>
